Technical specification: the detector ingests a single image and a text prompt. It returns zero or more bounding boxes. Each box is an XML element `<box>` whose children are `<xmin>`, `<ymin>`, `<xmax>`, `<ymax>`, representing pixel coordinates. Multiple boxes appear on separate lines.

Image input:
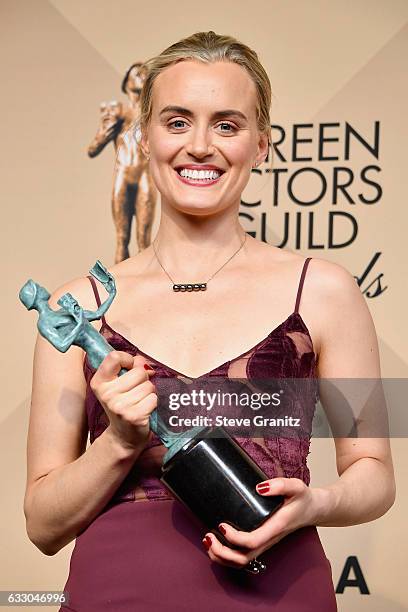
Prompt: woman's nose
<box><xmin>185</xmin><ymin>128</ymin><xmax>215</xmax><ymax>158</ymax></box>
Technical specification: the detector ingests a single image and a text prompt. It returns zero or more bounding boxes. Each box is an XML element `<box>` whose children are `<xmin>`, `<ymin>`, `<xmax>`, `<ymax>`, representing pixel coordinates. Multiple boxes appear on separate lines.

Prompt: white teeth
<box><xmin>178</xmin><ymin>168</ymin><xmax>221</xmax><ymax>180</ymax></box>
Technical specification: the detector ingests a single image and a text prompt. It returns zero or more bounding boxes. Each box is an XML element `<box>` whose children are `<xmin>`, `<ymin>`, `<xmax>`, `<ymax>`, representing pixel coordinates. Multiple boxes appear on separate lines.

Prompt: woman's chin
<box><xmin>172</xmin><ymin>202</ymin><xmax>223</xmax><ymax>216</ymax></box>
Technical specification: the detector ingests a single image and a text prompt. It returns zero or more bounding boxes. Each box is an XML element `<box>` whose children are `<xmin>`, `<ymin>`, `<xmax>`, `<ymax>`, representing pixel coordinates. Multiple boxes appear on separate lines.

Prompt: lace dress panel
<box><xmin>83</xmin><ymin>258</ymin><xmax>318</xmax><ymax>505</ymax></box>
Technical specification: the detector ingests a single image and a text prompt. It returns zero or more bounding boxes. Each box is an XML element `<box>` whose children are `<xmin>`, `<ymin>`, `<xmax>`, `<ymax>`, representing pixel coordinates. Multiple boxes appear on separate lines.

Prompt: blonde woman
<box><xmin>24</xmin><ymin>31</ymin><xmax>395</xmax><ymax>611</ymax></box>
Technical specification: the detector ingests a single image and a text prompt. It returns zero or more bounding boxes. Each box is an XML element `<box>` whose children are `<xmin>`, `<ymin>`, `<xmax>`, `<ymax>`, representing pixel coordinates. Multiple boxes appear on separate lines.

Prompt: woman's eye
<box><xmin>218</xmin><ymin>122</ymin><xmax>236</xmax><ymax>133</ymax></box>
<box><xmin>168</xmin><ymin>120</ymin><xmax>187</xmax><ymax>129</ymax></box>
<box><xmin>168</xmin><ymin>120</ymin><xmax>237</xmax><ymax>133</ymax></box>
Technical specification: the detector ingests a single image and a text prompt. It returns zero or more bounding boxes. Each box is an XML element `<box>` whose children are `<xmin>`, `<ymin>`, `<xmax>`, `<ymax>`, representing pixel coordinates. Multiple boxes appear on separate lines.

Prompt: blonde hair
<box><xmin>139</xmin><ymin>31</ymin><xmax>272</xmax><ymax>150</ymax></box>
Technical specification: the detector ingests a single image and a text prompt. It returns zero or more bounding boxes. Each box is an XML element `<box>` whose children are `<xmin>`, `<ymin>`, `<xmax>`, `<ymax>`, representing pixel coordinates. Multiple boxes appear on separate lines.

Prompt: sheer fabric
<box><xmin>83</xmin><ymin>258</ymin><xmax>318</xmax><ymax>506</ymax></box>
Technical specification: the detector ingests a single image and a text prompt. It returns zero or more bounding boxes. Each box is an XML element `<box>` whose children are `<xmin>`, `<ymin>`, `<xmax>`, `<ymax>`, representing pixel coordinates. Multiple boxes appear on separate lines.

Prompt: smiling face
<box><xmin>141</xmin><ymin>60</ymin><xmax>269</xmax><ymax>214</ymax></box>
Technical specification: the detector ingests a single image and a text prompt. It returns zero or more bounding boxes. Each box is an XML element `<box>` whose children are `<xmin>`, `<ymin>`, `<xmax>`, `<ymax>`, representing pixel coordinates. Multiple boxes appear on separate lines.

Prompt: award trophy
<box><xmin>20</xmin><ymin>260</ymin><xmax>284</xmax><ymax>572</ymax></box>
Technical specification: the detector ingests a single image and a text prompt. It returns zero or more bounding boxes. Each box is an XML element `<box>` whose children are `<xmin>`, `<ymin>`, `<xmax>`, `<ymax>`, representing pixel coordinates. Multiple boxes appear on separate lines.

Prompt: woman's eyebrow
<box><xmin>159</xmin><ymin>105</ymin><xmax>248</xmax><ymax>121</ymax></box>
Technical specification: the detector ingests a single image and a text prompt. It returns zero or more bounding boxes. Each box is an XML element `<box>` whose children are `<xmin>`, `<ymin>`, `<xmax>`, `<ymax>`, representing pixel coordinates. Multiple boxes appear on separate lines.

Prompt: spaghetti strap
<box><xmin>87</xmin><ymin>275</ymin><xmax>107</xmax><ymax>327</ymax></box>
<box><xmin>294</xmin><ymin>258</ymin><xmax>312</xmax><ymax>314</ymax></box>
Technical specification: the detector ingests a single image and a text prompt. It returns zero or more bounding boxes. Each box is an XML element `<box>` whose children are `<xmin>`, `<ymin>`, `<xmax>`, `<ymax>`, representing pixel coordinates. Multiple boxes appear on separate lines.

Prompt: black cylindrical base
<box><xmin>161</xmin><ymin>426</ymin><xmax>284</xmax><ymax>535</ymax></box>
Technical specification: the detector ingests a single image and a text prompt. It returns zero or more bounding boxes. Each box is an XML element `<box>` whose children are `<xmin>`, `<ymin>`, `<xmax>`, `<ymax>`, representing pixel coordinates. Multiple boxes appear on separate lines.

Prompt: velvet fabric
<box><xmin>59</xmin><ymin>258</ymin><xmax>337</xmax><ymax>611</ymax></box>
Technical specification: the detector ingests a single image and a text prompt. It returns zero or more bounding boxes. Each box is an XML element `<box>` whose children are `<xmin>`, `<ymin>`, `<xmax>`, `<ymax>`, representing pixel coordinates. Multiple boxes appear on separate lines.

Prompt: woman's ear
<box><xmin>140</xmin><ymin>130</ymin><xmax>150</xmax><ymax>159</ymax></box>
<box><xmin>255</xmin><ymin>132</ymin><xmax>269</xmax><ymax>165</ymax></box>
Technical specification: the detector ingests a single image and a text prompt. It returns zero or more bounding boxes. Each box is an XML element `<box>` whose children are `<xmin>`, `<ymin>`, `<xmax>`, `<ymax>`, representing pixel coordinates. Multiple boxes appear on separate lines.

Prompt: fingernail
<box><xmin>218</xmin><ymin>524</ymin><xmax>226</xmax><ymax>535</ymax></box>
<box><xmin>256</xmin><ymin>482</ymin><xmax>270</xmax><ymax>493</ymax></box>
<box><xmin>202</xmin><ymin>535</ymin><xmax>212</xmax><ymax>550</ymax></box>
<box><xmin>144</xmin><ymin>363</ymin><xmax>154</xmax><ymax>370</ymax></box>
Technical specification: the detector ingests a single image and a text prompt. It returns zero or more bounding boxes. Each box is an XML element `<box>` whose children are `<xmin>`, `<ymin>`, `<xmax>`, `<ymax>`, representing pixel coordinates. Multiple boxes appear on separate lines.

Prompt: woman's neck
<box><xmin>152</xmin><ymin>219</ymin><xmax>248</xmax><ymax>279</ymax></box>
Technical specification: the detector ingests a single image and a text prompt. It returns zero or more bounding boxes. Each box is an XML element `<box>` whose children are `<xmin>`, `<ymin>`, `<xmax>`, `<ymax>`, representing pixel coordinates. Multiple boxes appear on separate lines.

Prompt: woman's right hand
<box><xmin>90</xmin><ymin>351</ymin><xmax>157</xmax><ymax>452</ymax></box>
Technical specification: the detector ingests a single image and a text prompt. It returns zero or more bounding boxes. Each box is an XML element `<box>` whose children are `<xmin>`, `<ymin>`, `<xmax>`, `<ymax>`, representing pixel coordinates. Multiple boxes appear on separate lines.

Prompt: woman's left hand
<box><xmin>202</xmin><ymin>477</ymin><xmax>324</xmax><ymax>569</ymax></box>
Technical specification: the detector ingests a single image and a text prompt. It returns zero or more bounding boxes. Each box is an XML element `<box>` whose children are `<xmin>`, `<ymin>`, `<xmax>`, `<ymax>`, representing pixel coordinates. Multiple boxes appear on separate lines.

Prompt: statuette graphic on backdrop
<box><xmin>87</xmin><ymin>62</ymin><xmax>157</xmax><ymax>262</ymax></box>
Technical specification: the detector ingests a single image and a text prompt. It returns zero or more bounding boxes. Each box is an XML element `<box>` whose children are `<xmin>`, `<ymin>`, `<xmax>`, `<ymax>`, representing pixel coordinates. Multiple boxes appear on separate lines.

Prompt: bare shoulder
<box><xmin>304</xmin><ymin>255</ymin><xmax>369</xmax><ymax>337</ymax></box>
<box><xmin>306</xmin><ymin>256</ymin><xmax>363</xmax><ymax>310</ymax></box>
<box><xmin>46</xmin><ymin>252</ymin><xmax>149</xmax><ymax>314</ymax></box>
<box><xmin>259</xmin><ymin>246</ymin><xmax>369</xmax><ymax>360</ymax></box>
<box><xmin>306</xmin><ymin>257</ymin><xmax>380</xmax><ymax>377</ymax></box>
<box><xmin>48</xmin><ymin>274</ymin><xmax>102</xmax><ymax>312</ymax></box>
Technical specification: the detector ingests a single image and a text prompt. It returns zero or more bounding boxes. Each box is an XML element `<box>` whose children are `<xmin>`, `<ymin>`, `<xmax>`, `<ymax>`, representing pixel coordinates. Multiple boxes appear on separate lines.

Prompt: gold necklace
<box><xmin>152</xmin><ymin>232</ymin><xmax>247</xmax><ymax>292</ymax></box>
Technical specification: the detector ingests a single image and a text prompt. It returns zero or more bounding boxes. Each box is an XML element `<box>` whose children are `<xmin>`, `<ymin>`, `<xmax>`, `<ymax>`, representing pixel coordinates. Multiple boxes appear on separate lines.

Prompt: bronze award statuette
<box><xmin>19</xmin><ymin>261</ymin><xmax>283</xmax><ymax>569</ymax></box>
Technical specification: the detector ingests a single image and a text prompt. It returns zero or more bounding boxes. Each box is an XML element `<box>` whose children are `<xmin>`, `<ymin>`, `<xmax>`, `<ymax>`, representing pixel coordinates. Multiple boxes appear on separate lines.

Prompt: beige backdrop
<box><xmin>2</xmin><ymin>1</ymin><xmax>407</xmax><ymax>610</ymax></box>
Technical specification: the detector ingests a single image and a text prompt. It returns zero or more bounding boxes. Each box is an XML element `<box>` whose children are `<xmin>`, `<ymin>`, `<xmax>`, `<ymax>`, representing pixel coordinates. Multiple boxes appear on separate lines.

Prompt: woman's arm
<box><xmin>258</xmin><ymin>259</ymin><xmax>395</xmax><ymax>527</ymax></box>
<box><xmin>312</xmin><ymin>449</ymin><xmax>394</xmax><ymax>527</ymax></box>
<box><xmin>24</xmin><ymin>277</ymin><xmax>144</xmax><ymax>556</ymax></box>
<box><xmin>202</xmin><ymin>258</ymin><xmax>396</xmax><ymax>569</ymax></box>
<box><xmin>308</xmin><ymin>258</ymin><xmax>395</xmax><ymax>526</ymax></box>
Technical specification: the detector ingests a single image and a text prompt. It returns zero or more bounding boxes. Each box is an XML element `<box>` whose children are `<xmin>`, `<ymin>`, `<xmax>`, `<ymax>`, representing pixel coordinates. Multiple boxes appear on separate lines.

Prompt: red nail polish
<box><xmin>256</xmin><ymin>483</ymin><xmax>270</xmax><ymax>493</ymax></box>
<box><xmin>144</xmin><ymin>363</ymin><xmax>154</xmax><ymax>370</ymax></box>
<box><xmin>218</xmin><ymin>524</ymin><xmax>226</xmax><ymax>535</ymax></box>
<box><xmin>202</xmin><ymin>535</ymin><xmax>212</xmax><ymax>550</ymax></box>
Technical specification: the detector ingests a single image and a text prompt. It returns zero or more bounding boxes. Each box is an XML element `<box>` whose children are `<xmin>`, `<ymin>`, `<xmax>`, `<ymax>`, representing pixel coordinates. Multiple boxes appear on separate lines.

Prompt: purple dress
<box><xmin>59</xmin><ymin>257</ymin><xmax>337</xmax><ymax>611</ymax></box>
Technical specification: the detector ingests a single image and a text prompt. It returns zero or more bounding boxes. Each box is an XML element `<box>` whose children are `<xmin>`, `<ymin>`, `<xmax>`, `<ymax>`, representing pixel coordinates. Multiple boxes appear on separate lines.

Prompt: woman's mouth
<box><xmin>174</xmin><ymin>167</ymin><xmax>224</xmax><ymax>187</ymax></box>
